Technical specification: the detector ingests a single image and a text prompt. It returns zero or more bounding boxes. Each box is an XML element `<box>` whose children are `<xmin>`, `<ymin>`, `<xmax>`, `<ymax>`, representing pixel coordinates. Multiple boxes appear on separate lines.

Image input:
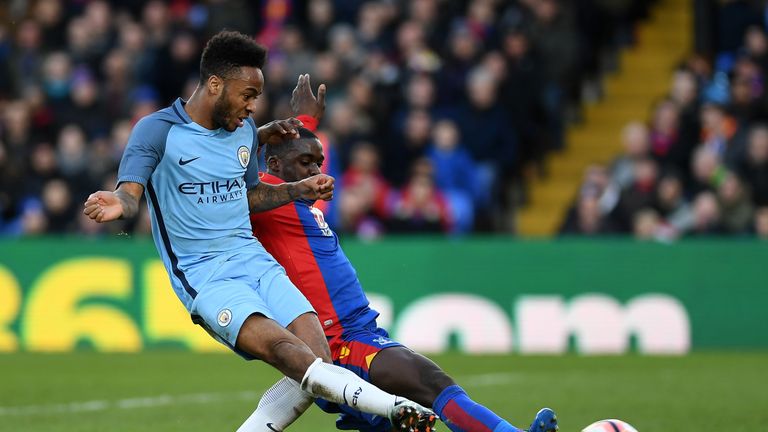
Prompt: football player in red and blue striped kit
<box><xmin>240</xmin><ymin>75</ymin><xmax>557</xmax><ymax>432</ymax></box>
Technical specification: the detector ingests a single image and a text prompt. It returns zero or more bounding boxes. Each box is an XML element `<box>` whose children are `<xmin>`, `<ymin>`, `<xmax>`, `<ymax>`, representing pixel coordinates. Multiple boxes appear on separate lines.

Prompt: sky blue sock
<box><xmin>432</xmin><ymin>384</ymin><xmax>522</xmax><ymax>432</ymax></box>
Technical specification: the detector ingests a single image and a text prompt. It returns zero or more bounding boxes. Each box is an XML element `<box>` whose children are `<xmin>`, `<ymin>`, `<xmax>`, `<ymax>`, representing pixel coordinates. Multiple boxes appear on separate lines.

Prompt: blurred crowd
<box><xmin>0</xmin><ymin>0</ymin><xmax>652</xmax><ymax>237</ymax></box>
<box><xmin>560</xmin><ymin>0</ymin><xmax>768</xmax><ymax>241</ymax></box>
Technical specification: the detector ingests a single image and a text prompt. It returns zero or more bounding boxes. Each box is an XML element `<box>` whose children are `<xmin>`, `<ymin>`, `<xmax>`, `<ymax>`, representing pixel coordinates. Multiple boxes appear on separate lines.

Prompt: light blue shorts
<box><xmin>187</xmin><ymin>249</ymin><xmax>314</xmax><ymax>359</ymax></box>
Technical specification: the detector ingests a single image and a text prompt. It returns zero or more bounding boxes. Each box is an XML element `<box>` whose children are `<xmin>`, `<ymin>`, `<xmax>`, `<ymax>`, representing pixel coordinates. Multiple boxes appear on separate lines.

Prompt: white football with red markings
<box><xmin>582</xmin><ymin>419</ymin><xmax>638</xmax><ymax>432</ymax></box>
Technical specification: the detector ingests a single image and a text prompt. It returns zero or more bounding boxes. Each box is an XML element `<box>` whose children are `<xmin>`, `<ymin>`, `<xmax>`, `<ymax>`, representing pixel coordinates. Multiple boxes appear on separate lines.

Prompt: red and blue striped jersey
<box><xmin>250</xmin><ymin>173</ymin><xmax>379</xmax><ymax>337</ymax></box>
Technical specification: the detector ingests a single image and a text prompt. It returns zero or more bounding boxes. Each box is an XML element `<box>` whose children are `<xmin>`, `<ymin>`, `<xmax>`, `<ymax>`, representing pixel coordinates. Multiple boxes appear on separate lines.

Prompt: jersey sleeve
<box><xmin>244</xmin><ymin>117</ymin><xmax>261</xmax><ymax>188</ymax></box>
<box><xmin>117</xmin><ymin>115</ymin><xmax>170</xmax><ymax>187</ymax></box>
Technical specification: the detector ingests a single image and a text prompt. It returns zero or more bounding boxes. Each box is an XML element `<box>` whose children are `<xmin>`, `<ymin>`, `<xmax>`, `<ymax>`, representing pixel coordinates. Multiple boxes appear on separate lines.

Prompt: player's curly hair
<box><xmin>199</xmin><ymin>30</ymin><xmax>267</xmax><ymax>82</ymax></box>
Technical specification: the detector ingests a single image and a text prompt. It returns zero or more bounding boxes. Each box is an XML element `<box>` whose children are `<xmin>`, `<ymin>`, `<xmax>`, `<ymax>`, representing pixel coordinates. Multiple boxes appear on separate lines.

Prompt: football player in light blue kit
<box><xmin>83</xmin><ymin>30</ymin><xmax>434</xmax><ymax>432</ymax></box>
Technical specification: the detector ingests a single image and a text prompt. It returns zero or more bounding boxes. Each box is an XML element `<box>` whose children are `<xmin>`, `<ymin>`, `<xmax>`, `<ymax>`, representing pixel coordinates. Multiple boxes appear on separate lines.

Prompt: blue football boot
<box><xmin>526</xmin><ymin>408</ymin><xmax>558</xmax><ymax>432</ymax></box>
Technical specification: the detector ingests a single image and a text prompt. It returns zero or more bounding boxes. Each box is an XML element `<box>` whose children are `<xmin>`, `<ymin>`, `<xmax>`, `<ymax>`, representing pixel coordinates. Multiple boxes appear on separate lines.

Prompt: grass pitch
<box><xmin>0</xmin><ymin>352</ymin><xmax>765</xmax><ymax>431</ymax></box>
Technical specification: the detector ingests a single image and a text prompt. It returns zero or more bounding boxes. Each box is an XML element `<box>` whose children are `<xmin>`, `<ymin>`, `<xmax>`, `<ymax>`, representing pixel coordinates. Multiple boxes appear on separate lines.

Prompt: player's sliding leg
<box><xmin>237</xmin><ymin>313</ymin><xmax>324</xmax><ymax>432</ymax></box>
<box><xmin>235</xmin><ymin>314</ymin><xmax>431</xmax><ymax>431</ymax></box>
<box><xmin>369</xmin><ymin>347</ymin><xmax>557</xmax><ymax>432</ymax></box>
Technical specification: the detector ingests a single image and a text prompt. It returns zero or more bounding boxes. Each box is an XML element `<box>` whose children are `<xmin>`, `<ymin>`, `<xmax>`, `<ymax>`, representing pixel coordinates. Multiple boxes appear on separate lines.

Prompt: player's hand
<box><xmin>296</xmin><ymin>174</ymin><xmax>335</xmax><ymax>201</ymax></box>
<box><xmin>258</xmin><ymin>118</ymin><xmax>304</xmax><ymax>145</ymax></box>
<box><xmin>83</xmin><ymin>191</ymin><xmax>124</xmax><ymax>223</ymax></box>
<box><xmin>290</xmin><ymin>73</ymin><xmax>326</xmax><ymax>121</ymax></box>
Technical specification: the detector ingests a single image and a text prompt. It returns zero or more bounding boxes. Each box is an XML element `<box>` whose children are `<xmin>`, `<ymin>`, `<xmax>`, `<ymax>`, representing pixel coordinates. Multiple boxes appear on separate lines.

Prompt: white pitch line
<box><xmin>0</xmin><ymin>372</ymin><xmax>519</xmax><ymax>417</ymax></box>
<box><xmin>0</xmin><ymin>390</ymin><xmax>260</xmax><ymax>417</ymax></box>
<box><xmin>458</xmin><ymin>372</ymin><xmax>523</xmax><ymax>387</ymax></box>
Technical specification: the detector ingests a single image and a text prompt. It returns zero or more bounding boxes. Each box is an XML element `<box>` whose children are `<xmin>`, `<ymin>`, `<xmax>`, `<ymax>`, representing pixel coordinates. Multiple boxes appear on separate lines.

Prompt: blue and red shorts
<box><xmin>315</xmin><ymin>320</ymin><xmax>404</xmax><ymax>432</ymax></box>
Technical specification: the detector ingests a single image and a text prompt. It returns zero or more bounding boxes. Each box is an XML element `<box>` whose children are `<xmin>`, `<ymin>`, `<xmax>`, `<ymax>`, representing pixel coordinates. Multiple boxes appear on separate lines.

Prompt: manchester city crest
<box><xmin>237</xmin><ymin>145</ymin><xmax>250</xmax><ymax>168</ymax></box>
<box><xmin>217</xmin><ymin>309</ymin><xmax>232</xmax><ymax>327</ymax></box>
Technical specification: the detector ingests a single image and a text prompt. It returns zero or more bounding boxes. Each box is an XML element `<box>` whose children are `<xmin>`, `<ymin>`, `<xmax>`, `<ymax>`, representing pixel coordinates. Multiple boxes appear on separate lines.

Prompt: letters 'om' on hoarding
<box><xmin>1</xmin><ymin>238</ymin><xmax>766</xmax><ymax>354</ymax></box>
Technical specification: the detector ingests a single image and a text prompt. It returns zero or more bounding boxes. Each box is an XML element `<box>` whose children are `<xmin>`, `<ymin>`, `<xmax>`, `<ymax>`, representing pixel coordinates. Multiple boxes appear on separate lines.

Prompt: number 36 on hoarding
<box><xmin>0</xmin><ymin>258</ymin><xmax>224</xmax><ymax>353</ymax></box>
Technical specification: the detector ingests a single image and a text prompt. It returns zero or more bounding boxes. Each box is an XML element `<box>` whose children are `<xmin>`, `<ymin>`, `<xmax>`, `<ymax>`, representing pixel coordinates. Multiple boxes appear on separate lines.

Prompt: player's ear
<box><xmin>208</xmin><ymin>75</ymin><xmax>222</xmax><ymax>95</ymax></box>
<box><xmin>267</xmin><ymin>155</ymin><xmax>280</xmax><ymax>172</ymax></box>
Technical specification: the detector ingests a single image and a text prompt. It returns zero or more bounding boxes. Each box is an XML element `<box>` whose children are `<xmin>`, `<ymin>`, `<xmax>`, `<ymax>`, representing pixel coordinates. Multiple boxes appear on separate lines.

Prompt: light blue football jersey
<box><xmin>117</xmin><ymin>98</ymin><xmax>266</xmax><ymax>308</ymax></box>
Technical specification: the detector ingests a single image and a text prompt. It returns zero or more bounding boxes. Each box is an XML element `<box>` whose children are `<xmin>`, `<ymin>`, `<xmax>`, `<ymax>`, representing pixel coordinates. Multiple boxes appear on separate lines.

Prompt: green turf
<box><xmin>0</xmin><ymin>352</ymin><xmax>765</xmax><ymax>431</ymax></box>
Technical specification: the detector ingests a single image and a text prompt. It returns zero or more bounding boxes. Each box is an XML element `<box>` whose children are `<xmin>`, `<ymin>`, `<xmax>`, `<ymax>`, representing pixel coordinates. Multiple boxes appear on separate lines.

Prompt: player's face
<box><xmin>212</xmin><ymin>66</ymin><xmax>264</xmax><ymax>132</ymax></box>
<box><xmin>280</xmin><ymin>138</ymin><xmax>324</xmax><ymax>182</ymax></box>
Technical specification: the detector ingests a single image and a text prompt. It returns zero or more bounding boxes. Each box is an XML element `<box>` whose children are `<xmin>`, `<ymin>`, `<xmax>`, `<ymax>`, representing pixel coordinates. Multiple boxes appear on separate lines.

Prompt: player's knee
<box><xmin>262</xmin><ymin>337</ymin><xmax>304</xmax><ymax>365</ymax></box>
<box><xmin>419</xmin><ymin>367</ymin><xmax>456</xmax><ymax>403</ymax></box>
<box><xmin>286</xmin><ymin>312</ymin><xmax>332</xmax><ymax>362</ymax></box>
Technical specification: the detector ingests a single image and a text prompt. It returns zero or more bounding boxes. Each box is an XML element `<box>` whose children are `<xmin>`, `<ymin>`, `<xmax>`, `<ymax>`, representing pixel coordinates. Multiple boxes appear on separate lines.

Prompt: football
<box><xmin>581</xmin><ymin>419</ymin><xmax>638</xmax><ymax>432</ymax></box>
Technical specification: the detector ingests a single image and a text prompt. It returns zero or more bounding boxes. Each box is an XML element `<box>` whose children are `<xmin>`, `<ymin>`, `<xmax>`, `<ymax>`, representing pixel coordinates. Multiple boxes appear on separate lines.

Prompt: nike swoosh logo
<box><xmin>266</xmin><ymin>423</ymin><xmax>280</xmax><ymax>432</ymax></box>
<box><xmin>178</xmin><ymin>156</ymin><xmax>200</xmax><ymax>165</ymax></box>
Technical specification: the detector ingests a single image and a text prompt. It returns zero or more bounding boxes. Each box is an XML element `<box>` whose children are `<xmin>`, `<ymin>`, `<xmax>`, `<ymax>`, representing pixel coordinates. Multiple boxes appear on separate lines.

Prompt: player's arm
<box><xmin>257</xmin><ymin>118</ymin><xmax>303</xmax><ymax>147</ymax></box>
<box><xmin>248</xmin><ymin>74</ymin><xmax>330</xmax><ymax>213</ymax></box>
<box><xmin>83</xmin><ymin>182</ymin><xmax>144</xmax><ymax>222</ymax></box>
<box><xmin>247</xmin><ymin>174</ymin><xmax>334</xmax><ymax>213</ymax></box>
<box><xmin>291</xmin><ymin>73</ymin><xmax>326</xmax><ymax>131</ymax></box>
<box><xmin>85</xmin><ymin>114</ymin><xmax>165</xmax><ymax>223</ymax></box>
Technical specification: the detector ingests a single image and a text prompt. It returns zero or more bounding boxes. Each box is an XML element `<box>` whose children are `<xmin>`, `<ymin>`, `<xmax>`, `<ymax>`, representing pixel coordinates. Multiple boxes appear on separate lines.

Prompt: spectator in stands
<box><xmin>0</xmin><ymin>101</ymin><xmax>33</xmax><ymax>225</ymax></box>
<box><xmin>344</xmin><ymin>76</ymin><xmax>377</xmax><ymax>140</ymax></box>
<box><xmin>303</xmin><ymin>0</ymin><xmax>333</xmax><ymax>51</ymax></box>
<box><xmin>559</xmin><ymin>164</ymin><xmax>620</xmax><ymax>236</ymax></box>
<box><xmin>154</xmin><ymin>31</ymin><xmax>200</xmax><ymax>105</ymax></box>
<box><xmin>42</xmin><ymin>51</ymin><xmax>73</xmax><ymax>119</ymax></box>
<box><xmin>18</xmin><ymin>199</ymin><xmax>48</xmax><ymax>236</ymax></box>
<box><xmin>392</xmin><ymin>73</ymin><xmax>437</xmax><ymax>133</ymax></box>
<box><xmin>690</xmin><ymin>145</ymin><xmax>727</xmax><ymax>194</ymax></box>
<box><xmin>25</xmin><ymin>142</ymin><xmax>58</xmax><ymax>198</ymax></box>
<box><xmin>427</xmin><ymin>119</ymin><xmax>478</xmax><ymax>233</ymax></box>
<box><xmin>528</xmin><ymin>0</ymin><xmax>579</xmax><ymax>149</ymax></box>
<box><xmin>59</xmin><ymin>68</ymin><xmax>109</xmax><ymax>138</ymax></box>
<box><xmin>387</xmin><ymin>109</ymin><xmax>432</xmax><ymax>186</ymax></box>
<box><xmin>388</xmin><ymin>158</ymin><xmax>451</xmax><ymax>233</ymax></box>
<box><xmin>744</xmin><ymin>26</ymin><xmax>768</xmax><ymax>72</ymax></box>
<box><xmin>11</xmin><ymin>19</ymin><xmax>44</xmax><ymax>91</ymax></box>
<box><xmin>116</xmin><ymin>20</ymin><xmax>153</xmax><ymax>86</ymax></box>
<box><xmin>559</xmin><ymin>194</ymin><xmax>616</xmax><ymax>237</ymax></box>
<box><xmin>500</xmin><ymin>28</ymin><xmax>547</xmax><ymax>174</ymax></box>
<box><xmin>686</xmin><ymin>191</ymin><xmax>725</xmax><ymax>237</ymax></box>
<box><xmin>338</xmin><ymin>142</ymin><xmax>391</xmax><ymax>237</ymax></box>
<box><xmin>726</xmin><ymin>57</ymin><xmax>766</xmax><ymax>127</ymax></box>
<box><xmin>700</xmin><ymin>102</ymin><xmax>741</xmax><ymax>163</ymax></box>
<box><xmin>453</xmin><ymin>66</ymin><xmax>517</xmax><ymax>227</ymax></box>
<box><xmin>717</xmin><ymin>171</ymin><xmax>754</xmax><ymax>234</ymax></box>
<box><xmin>56</xmin><ymin>124</ymin><xmax>90</xmax><ymax>198</ymax></box>
<box><xmin>439</xmin><ymin>21</ymin><xmax>480</xmax><ymax>106</ymax></box>
<box><xmin>666</xmin><ymin>68</ymin><xmax>702</xmax><ymax>174</ymax></box>
<box><xmin>653</xmin><ymin>171</ymin><xmax>694</xmax><ymax>236</ymax></box>
<box><xmin>610</xmin><ymin>121</ymin><xmax>651</xmax><ymax>189</ymax></box>
<box><xmin>754</xmin><ymin>207</ymin><xmax>768</xmax><ymax>239</ymax></box>
<box><xmin>326</xmin><ymin>99</ymin><xmax>367</xmax><ymax>170</ymax></box>
<box><xmin>41</xmin><ymin>178</ymin><xmax>74</xmax><ymax>233</ymax></box>
<box><xmin>649</xmin><ymin>99</ymin><xmax>683</xmax><ymax>165</ymax></box>
<box><xmin>613</xmin><ymin>158</ymin><xmax>660</xmax><ymax>232</ymax></box>
<box><xmin>734</xmin><ymin>124</ymin><xmax>768</xmax><ymax>206</ymax></box>
<box><xmin>632</xmin><ymin>208</ymin><xmax>663</xmax><ymax>241</ymax></box>
<box><xmin>34</xmin><ymin>0</ymin><xmax>67</xmax><ymax>52</ymax></box>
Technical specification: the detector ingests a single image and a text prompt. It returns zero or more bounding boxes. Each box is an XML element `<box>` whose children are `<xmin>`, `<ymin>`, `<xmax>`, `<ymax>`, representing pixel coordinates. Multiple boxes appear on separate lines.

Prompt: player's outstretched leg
<box><xmin>369</xmin><ymin>347</ymin><xmax>556</xmax><ymax>432</ymax></box>
<box><xmin>235</xmin><ymin>314</ymin><xmax>433</xmax><ymax>432</ymax></box>
<box><xmin>301</xmin><ymin>358</ymin><xmax>435</xmax><ymax>431</ymax></box>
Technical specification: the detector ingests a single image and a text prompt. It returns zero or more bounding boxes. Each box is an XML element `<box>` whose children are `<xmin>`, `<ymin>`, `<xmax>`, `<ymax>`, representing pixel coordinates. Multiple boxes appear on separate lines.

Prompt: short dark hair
<box><xmin>199</xmin><ymin>31</ymin><xmax>267</xmax><ymax>82</ymax></box>
<box><xmin>264</xmin><ymin>127</ymin><xmax>319</xmax><ymax>160</ymax></box>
